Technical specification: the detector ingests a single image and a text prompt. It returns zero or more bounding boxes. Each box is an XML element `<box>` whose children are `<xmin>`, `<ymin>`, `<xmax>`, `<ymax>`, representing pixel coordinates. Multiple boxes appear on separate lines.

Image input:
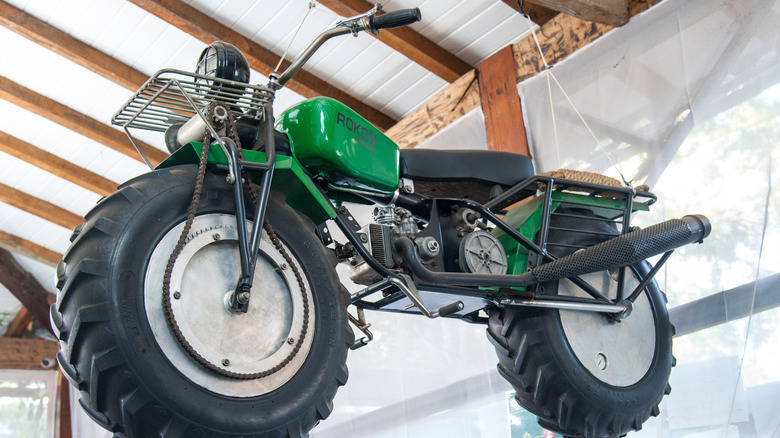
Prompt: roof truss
<box><xmin>128</xmin><ymin>0</ymin><xmax>399</xmax><ymax>130</ymax></box>
<box><xmin>386</xmin><ymin>0</ymin><xmax>658</xmax><ymax>148</ymax></box>
<box><xmin>318</xmin><ymin>0</ymin><xmax>472</xmax><ymax>82</ymax></box>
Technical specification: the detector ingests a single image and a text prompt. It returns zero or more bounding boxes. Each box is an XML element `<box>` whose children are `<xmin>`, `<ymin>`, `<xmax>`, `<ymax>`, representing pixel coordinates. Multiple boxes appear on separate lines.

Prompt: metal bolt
<box><xmin>40</xmin><ymin>358</ymin><xmax>55</xmax><ymax>368</ymax></box>
<box><xmin>403</xmin><ymin>185</ymin><xmax>413</xmax><ymax>193</ymax></box>
<box><xmin>237</xmin><ymin>292</ymin><xmax>251</xmax><ymax>304</ymax></box>
<box><xmin>173</xmin><ymin>291</ymin><xmax>181</xmax><ymax>300</ymax></box>
<box><xmin>359</xmin><ymin>233</ymin><xmax>368</xmax><ymax>243</ymax></box>
<box><xmin>426</xmin><ymin>240</ymin><xmax>439</xmax><ymax>252</ymax></box>
<box><xmin>213</xmin><ymin>233</ymin><xmax>221</xmax><ymax>241</ymax></box>
<box><xmin>222</xmin><ymin>359</ymin><xmax>230</xmax><ymax>367</ymax></box>
<box><xmin>287</xmin><ymin>337</ymin><xmax>295</xmax><ymax>345</ymax></box>
<box><xmin>596</xmin><ymin>353</ymin><xmax>608</xmax><ymax>371</ymax></box>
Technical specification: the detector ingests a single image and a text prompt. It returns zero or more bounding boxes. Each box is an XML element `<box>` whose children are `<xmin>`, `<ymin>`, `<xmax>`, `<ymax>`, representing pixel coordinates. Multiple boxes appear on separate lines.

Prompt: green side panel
<box><xmin>157</xmin><ymin>143</ymin><xmax>337</xmax><ymax>224</ymax></box>
<box><xmin>492</xmin><ymin>196</ymin><xmax>546</xmax><ymax>276</ymax></box>
<box><xmin>276</xmin><ymin>97</ymin><xmax>400</xmax><ymax>197</ymax></box>
<box><xmin>493</xmin><ymin>192</ymin><xmax>651</xmax><ymax>276</ymax></box>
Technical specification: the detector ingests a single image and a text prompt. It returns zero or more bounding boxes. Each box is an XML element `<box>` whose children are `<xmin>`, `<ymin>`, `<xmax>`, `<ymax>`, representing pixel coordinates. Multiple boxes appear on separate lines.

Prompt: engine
<box><xmin>348</xmin><ymin>205</ymin><xmax>507</xmax><ymax>286</ymax></box>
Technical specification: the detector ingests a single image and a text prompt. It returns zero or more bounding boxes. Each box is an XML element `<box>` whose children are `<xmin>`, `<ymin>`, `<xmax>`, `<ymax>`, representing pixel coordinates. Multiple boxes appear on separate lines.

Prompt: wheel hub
<box><xmin>558</xmin><ymin>268</ymin><xmax>656</xmax><ymax>387</ymax></box>
<box><xmin>145</xmin><ymin>214</ymin><xmax>315</xmax><ymax>397</ymax></box>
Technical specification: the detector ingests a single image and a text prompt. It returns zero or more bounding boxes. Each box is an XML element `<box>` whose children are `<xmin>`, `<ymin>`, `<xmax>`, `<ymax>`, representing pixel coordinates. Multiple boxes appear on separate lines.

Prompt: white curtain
<box><xmin>315</xmin><ymin>0</ymin><xmax>780</xmax><ymax>436</ymax></box>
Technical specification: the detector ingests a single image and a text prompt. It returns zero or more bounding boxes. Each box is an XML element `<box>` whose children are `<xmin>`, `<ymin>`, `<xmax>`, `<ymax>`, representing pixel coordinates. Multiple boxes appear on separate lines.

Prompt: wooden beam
<box><xmin>385</xmin><ymin>69</ymin><xmax>480</xmax><ymax>149</ymax></box>
<box><xmin>0</xmin><ymin>76</ymin><xmax>166</xmax><ymax>166</ymax></box>
<box><xmin>477</xmin><ymin>46</ymin><xmax>529</xmax><ymax>156</ymax></box>
<box><xmin>501</xmin><ymin>0</ymin><xmax>560</xmax><ymax>26</ymax></box>
<box><xmin>0</xmin><ymin>1</ymin><xmax>147</xmax><ymax>90</ymax></box>
<box><xmin>57</xmin><ymin>371</ymin><xmax>72</xmax><ymax>438</ymax></box>
<box><xmin>387</xmin><ymin>0</ymin><xmax>664</xmax><ymax>149</ymax></box>
<box><xmin>0</xmin><ymin>248</ymin><xmax>55</xmax><ymax>336</ymax></box>
<box><xmin>3</xmin><ymin>293</ymin><xmax>55</xmax><ymax>337</ymax></box>
<box><xmin>387</xmin><ymin>11</ymin><xmax>607</xmax><ymax>149</ymax></box>
<box><xmin>0</xmin><ymin>131</ymin><xmax>116</xmax><ymax>196</ymax></box>
<box><xmin>318</xmin><ymin>0</ymin><xmax>471</xmax><ymax>82</ymax></box>
<box><xmin>525</xmin><ymin>0</ymin><xmax>629</xmax><ymax>26</ymax></box>
<box><xmin>0</xmin><ymin>230</ymin><xmax>61</xmax><ymax>267</ymax></box>
<box><xmin>3</xmin><ymin>307</ymin><xmax>34</xmax><ymax>337</ymax></box>
<box><xmin>0</xmin><ymin>337</ymin><xmax>58</xmax><ymax>369</ymax></box>
<box><xmin>0</xmin><ymin>182</ymin><xmax>82</xmax><ymax>229</ymax></box>
<box><xmin>513</xmin><ymin>15</ymin><xmax>612</xmax><ymax>83</ymax></box>
<box><xmin>129</xmin><ymin>0</ymin><xmax>396</xmax><ymax>131</ymax></box>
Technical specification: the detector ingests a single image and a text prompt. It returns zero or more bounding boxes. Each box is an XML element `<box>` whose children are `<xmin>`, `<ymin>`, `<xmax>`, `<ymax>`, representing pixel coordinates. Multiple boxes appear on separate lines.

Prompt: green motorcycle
<box><xmin>52</xmin><ymin>6</ymin><xmax>710</xmax><ymax>438</ymax></box>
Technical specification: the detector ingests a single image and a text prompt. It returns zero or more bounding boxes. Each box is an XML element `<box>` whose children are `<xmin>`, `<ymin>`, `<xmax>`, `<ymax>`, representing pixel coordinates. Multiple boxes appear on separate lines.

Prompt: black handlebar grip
<box><xmin>369</xmin><ymin>8</ymin><xmax>422</xmax><ymax>33</ymax></box>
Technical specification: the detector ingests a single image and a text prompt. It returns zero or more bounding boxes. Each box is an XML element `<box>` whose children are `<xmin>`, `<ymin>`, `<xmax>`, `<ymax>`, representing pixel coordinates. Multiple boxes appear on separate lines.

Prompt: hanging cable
<box><xmin>521</xmin><ymin>13</ymin><xmax>631</xmax><ymax>186</ymax></box>
<box><xmin>274</xmin><ymin>1</ymin><xmax>317</xmax><ymax>74</ymax></box>
<box><xmin>546</xmin><ymin>72</ymin><xmax>561</xmax><ymax>168</ymax></box>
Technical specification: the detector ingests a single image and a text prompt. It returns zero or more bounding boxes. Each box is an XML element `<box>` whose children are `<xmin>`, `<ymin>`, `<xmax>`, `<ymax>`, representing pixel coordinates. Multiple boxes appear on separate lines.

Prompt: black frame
<box><xmin>336</xmin><ymin>174</ymin><xmax>669</xmax><ymax>324</ymax></box>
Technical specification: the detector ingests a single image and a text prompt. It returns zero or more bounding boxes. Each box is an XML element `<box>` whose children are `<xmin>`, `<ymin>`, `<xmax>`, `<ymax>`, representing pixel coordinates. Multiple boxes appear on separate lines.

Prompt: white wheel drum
<box><xmin>145</xmin><ymin>214</ymin><xmax>314</xmax><ymax>397</ymax></box>
<box><xmin>558</xmin><ymin>269</ymin><xmax>655</xmax><ymax>386</ymax></box>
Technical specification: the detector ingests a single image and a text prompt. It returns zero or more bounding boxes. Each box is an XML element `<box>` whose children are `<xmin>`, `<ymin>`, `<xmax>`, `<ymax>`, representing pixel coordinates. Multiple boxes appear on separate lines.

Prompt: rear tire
<box><xmin>488</xmin><ymin>210</ymin><xmax>673</xmax><ymax>437</ymax></box>
<box><xmin>52</xmin><ymin>165</ymin><xmax>353</xmax><ymax>437</ymax></box>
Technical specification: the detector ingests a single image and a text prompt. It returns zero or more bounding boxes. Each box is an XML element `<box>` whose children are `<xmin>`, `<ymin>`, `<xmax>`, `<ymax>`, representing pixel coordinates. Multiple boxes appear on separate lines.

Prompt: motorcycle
<box><xmin>52</xmin><ymin>6</ymin><xmax>710</xmax><ymax>438</ymax></box>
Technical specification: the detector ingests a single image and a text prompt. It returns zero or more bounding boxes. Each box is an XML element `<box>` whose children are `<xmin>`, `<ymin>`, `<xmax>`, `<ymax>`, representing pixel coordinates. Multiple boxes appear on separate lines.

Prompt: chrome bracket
<box><xmin>500</xmin><ymin>298</ymin><xmax>630</xmax><ymax>315</ymax></box>
<box><xmin>336</xmin><ymin>3</ymin><xmax>382</xmax><ymax>35</ymax></box>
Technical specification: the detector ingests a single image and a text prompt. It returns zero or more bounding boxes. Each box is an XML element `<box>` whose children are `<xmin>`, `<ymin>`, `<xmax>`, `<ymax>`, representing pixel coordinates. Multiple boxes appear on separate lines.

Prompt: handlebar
<box><xmin>269</xmin><ymin>6</ymin><xmax>422</xmax><ymax>90</ymax></box>
<box><xmin>368</xmin><ymin>8</ymin><xmax>422</xmax><ymax>34</ymax></box>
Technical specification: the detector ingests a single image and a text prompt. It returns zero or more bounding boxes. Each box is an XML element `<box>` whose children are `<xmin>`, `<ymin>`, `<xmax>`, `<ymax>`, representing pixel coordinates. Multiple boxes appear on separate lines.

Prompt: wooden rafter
<box><xmin>386</xmin><ymin>0</ymin><xmax>659</xmax><ymax>149</ymax></box>
<box><xmin>0</xmin><ymin>337</ymin><xmax>58</xmax><ymax>369</ymax></box>
<box><xmin>0</xmin><ymin>76</ymin><xmax>166</xmax><ymax>165</ymax></box>
<box><xmin>318</xmin><ymin>0</ymin><xmax>471</xmax><ymax>82</ymax></box>
<box><xmin>522</xmin><ymin>0</ymin><xmax>629</xmax><ymax>26</ymax></box>
<box><xmin>0</xmin><ymin>131</ymin><xmax>116</xmax><ymax>196</ymax></box>
<box><xmin>478</xmin><ymin>46</ymin><xmax>529</xmax><ymax>156</ymax></box>
<box><xmin>3</xmin><ymin>293</ymin><xmax>55</xmax><ymax>337</ymax></box>
<box><xmin>501</xmin><ymin>0</ymin><xmax>559</xmax><ymax>26</ymax></box>
<box><xmin>3</xmin><ymin>307</ymin><xmax>34</xmax><ymax>337</ymax></box>
<box><xmin>0</xmin><ymin>230</ymin><xmax>61</xmax><ymax>267</ymax></box>
<box><xmin>0</xmin><ymin>248</ymin><xmax>55</xmax><ymax>336</ymax></box>
<box><xmin>0</xmin><ymin>1</ymin><xmax>147</xmax><ymax>90</ymax></box>
<box><xmin>129</xmin><ymin>0</ymin><xmax>396</xmax><ymax>130</ymax></box>
<box><xmin>0</xmin><ymin>182</ymin><xmax>82</xmax><ymax>230</ymax></box>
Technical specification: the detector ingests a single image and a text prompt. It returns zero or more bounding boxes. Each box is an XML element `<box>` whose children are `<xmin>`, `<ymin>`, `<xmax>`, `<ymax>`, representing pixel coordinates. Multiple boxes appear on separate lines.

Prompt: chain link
<box><xmin>161</xmin><ymin>103</ymin><xmax>310</xmax><ymax>379</ymax></box>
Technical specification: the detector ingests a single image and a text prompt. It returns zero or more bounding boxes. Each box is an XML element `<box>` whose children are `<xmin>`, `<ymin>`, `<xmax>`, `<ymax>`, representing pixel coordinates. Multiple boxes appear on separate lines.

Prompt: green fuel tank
<box><xmin>276</xmin><ymin>97</ymin><xmax>400</xmax><ymax>197</ymax></box>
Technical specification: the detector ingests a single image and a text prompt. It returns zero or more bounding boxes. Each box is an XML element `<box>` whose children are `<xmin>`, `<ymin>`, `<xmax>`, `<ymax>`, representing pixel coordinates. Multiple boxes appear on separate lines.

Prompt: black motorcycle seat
<box><xmin>399</xmin><ymin>149</ymin><xmax>535</xmax><ymax>187</ymax></box>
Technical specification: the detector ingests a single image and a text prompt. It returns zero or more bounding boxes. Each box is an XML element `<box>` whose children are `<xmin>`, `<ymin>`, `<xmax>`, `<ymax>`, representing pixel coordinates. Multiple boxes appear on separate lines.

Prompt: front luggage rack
<box><xmin>111</xmin><ymin>69</ymin><xmax>275</xmax><ymax>167</ymax></box>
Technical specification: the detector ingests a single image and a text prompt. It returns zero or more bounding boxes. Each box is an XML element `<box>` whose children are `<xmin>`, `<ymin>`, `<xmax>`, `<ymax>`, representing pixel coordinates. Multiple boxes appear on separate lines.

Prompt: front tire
<box><xmin>52</xmin><ymin>165</ymin><xmax>352</xmax><ymax>437</ymax></box>
<box><xmin>488</xmin><ymin>210</ymin><xmax>673</xmax><ymax>437</ymax></box>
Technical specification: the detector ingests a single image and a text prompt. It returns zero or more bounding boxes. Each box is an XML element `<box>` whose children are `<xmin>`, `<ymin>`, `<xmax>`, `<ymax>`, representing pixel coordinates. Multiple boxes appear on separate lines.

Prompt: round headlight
<box><xmin>195</xmin><ymin>42</ymin><xmax>250</xmax><ymax>101</ymax></box>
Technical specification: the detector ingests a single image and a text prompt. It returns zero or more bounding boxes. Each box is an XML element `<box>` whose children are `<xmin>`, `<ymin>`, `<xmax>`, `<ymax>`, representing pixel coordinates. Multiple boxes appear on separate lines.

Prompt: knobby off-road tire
<box><xmin>488</xmin><ymin>209</ymin><xmax>674</xmax><ymax>437</ymax></box>
<box><xmin>51</xmin><ymin>165</ymin><xmax>353</xmax><ymax>437</ymax></box>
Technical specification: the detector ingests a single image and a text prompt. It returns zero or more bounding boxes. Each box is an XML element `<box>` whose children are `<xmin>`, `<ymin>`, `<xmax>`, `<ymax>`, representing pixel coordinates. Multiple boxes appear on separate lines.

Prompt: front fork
<box><xmin>224</xmin><ymin>103</ymin><xmax>276</xmax><ymax>313</ymax></box>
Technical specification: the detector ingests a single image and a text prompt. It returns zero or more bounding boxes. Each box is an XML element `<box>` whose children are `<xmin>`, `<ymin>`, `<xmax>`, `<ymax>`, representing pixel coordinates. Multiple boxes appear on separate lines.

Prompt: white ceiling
<box><xmin>0</xmin><ymin>0</ymin><xmax>533</xmax><ymax>331</ymax></box>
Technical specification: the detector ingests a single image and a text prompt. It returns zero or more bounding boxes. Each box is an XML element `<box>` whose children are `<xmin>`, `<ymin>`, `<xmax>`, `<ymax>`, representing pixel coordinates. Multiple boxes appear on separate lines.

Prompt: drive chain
<box><xmin>161</xmin><ymin>102</ymin><xmax>310</xmax><ymax>380</ymax></box>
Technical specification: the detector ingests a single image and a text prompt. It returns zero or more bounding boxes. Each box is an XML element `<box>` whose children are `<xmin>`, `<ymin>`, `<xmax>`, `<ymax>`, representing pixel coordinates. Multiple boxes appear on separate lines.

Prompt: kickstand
<box><xmin>348</xmin><ymin>307</ymin><xmax>373</xmax><ymax>350</ymax></box>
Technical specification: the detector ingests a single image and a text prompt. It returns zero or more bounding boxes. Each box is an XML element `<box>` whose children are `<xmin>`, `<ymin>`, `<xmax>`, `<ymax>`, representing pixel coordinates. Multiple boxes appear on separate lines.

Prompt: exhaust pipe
<box><xmin>527</xmin><ymin>214</ymin><xmax>710</xmax><ymax>284</ymax></box>
<box><xmin>394</xmin><ymin>215</ymin><xmax>710</xmax><ymax>288</ymax></box>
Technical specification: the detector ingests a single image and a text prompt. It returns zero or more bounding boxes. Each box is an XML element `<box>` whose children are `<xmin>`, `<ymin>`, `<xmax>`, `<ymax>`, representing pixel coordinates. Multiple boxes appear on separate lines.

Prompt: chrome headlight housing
<box><xmin>195</xmin><ymin>42</ymin><xmax>250</xmax><ymax>102</ymax></box>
